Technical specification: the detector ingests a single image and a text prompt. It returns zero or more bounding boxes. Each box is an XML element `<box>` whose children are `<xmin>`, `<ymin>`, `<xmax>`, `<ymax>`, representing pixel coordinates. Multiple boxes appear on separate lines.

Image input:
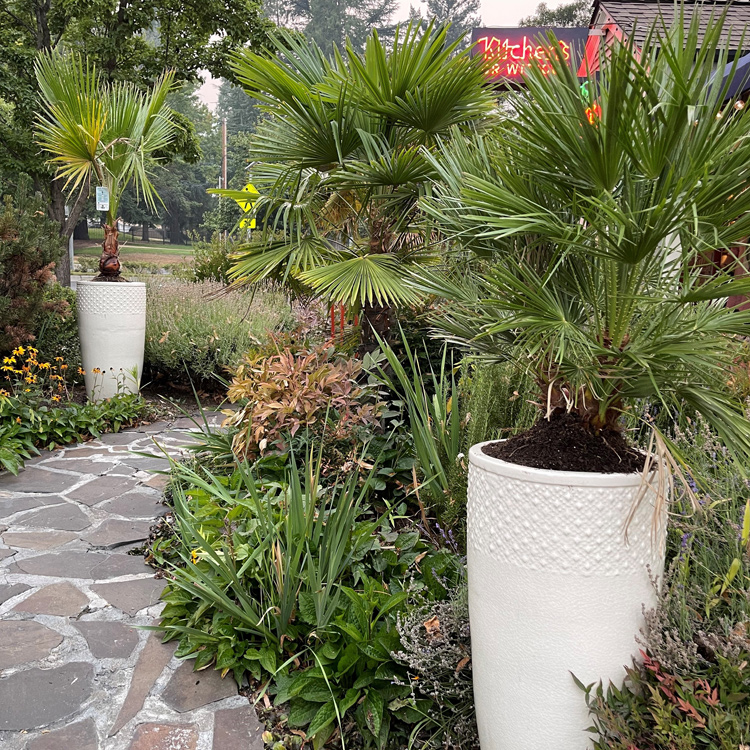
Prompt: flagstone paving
<box><xmin>0</xmin><ymin>415</ymin><xmax>264</xmax><ymax>750</ymax></box>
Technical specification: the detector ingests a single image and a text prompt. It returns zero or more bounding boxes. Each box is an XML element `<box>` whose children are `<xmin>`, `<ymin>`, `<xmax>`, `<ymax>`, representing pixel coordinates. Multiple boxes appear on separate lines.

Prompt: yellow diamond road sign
<box><xmin>236</xmin><ymin>183</ymin><xmax>259</xmax><ymax>229</ymax></box>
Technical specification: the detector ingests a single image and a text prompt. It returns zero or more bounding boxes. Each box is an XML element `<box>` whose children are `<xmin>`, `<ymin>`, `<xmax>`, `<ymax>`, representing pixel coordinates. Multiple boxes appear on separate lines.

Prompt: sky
<box><xmin>197</xmin><ymin>0</ymin><xmax>561</xmax><ymax>109</ymax></box>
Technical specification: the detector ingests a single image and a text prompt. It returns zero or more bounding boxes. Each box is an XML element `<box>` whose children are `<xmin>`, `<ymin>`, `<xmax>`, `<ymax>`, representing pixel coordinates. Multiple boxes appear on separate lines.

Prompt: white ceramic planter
<box><xmin>467</xmin><ymin>441</ymin><xmax>665</xmax><ymax>749</ymax></box>
<box><xmin>76</xmin><ymin>281</ymin><xmax>146</xmax><ymax>402</ymax></box>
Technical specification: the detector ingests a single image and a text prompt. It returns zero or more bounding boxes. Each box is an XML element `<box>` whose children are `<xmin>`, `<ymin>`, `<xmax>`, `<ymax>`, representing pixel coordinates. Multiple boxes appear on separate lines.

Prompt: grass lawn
<box><xmin>75</xmin><ymin>242</ymin><xmax>193</xmax><ymax>256</ymax></box>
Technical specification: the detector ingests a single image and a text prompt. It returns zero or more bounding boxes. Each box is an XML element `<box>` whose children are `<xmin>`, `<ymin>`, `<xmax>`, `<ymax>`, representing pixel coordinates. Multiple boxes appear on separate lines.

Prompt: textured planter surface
<box><xmin>467</xmin><ymin>441</ymin><xmax>665</xmax><ymax>749</ymax></box>
<box><xmin>77</xmin><ymin>281</ymin><xmax>146</xmax><ymax>401</ymax></box>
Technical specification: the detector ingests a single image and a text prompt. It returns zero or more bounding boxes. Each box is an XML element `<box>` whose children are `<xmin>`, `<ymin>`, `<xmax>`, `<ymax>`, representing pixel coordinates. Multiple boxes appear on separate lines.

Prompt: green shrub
<box><xmin>177</xmin><ymin>232</ymin><xmax>235</xmax><ymax>284</ymax></box>
<box><xmin>156</xmin><ymin>452</ymin><xmax>462</xmax><ymax>749</ymax></box>
<box><xmin>0</xmin><ymin>176</ymin><xmax>64</xmax><ymax>353</ymax></box>
<box><xmin>144</xmin><ymin>279</ymin><xmax>295</xmax><ymax>385</ymax></box>
<box><xmin>33</xmin><ymin>284</ymin><xmax>81</xmax><ymax>380</ymax></box>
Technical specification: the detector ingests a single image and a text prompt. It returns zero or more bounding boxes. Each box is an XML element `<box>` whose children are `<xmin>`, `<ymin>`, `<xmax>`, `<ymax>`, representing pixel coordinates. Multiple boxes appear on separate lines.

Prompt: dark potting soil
<box><xmin>482</xmin><ymin>413</ymin><xmax>645</xmax><ymax>473</ymax></box>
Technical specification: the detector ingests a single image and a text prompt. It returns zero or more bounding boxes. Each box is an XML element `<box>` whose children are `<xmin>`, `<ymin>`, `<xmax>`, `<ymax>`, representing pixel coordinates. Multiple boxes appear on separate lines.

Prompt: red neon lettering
<box><xmin>476</xmin><ymin>35</ymin><xmax>573</xmax><ymax>79</ymax></box>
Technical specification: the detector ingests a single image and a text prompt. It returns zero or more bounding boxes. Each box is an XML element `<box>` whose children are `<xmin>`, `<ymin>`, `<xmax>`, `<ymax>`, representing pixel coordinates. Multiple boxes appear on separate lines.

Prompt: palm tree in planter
<box><xmin>415</xmin><ymin>16</ymin><xmax>750</xmax><ymax>749</ymax></box>
<box><xmin>218</xmin><ymin>22</ymin><xmax>496</xmax><ymax>345</ymax></box>
<box><xmin>35</xmin><ymin>52</ymin><xmax>177</xmax><ymax>400</ymax></box>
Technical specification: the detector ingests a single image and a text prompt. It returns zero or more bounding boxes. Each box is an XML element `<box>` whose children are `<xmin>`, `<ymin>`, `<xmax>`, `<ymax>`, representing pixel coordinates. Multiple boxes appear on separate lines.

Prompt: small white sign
<box><xmin>96</xmin><ymin>186</ymin><xmax>110</xmax><ymax>212</ymax></box>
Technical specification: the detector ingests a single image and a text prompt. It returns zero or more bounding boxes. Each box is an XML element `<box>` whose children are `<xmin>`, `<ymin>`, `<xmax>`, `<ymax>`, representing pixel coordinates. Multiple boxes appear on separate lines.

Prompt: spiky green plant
<box><xmin>416</xmin><ymin>10</ymin><xmax>750</xmax><ymax>472</ymax></box>
<box><xmin>35</xmin><ymin>52</ymin><xmax>177</xmax><ymax>279</ymax></box>
<box><xmin>219</xmin><ymin>22</ymin><xmax>496</xmax><ymax>342</ymax></box>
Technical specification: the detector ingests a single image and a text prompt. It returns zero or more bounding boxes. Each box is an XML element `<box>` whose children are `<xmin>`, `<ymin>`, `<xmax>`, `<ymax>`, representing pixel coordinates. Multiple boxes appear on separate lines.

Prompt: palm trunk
<box><xmin>360</xmin><ymin>301</ymin><xmax>393</xmax><ymax>350</ymax></box>
<box><xmin>96</xmin><ymin>222</ymin><xmax>122</xmax><ymax>279</ymax></box>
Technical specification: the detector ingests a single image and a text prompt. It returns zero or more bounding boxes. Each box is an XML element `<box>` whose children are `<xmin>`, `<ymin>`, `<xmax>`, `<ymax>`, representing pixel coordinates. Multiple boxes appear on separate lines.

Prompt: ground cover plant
<box><xmin>0</xmin><ymin>345</ymin><xmax>149</xmax><ymax>473</ymax></box>
<box><xmin>143</xmin><ymin>278</ymin><xmax>296</xmax><ymax>386</ymax></box>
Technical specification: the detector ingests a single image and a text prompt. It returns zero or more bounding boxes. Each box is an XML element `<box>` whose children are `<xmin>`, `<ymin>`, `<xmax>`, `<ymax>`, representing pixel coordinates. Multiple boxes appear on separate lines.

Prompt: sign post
<box><xmin>95</xmin><ymin>186</ymin><xmax>110</xmax><ymax>213</ymax></box>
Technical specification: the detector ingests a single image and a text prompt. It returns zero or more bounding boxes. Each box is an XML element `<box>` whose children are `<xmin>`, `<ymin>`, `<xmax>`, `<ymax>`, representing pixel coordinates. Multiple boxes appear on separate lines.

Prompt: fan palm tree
<box><xmin>35</xmin><ymin>52</ymin><xmax>177</xmax><ymax>280</ymax></box>
<box><xmin>416</xmin><ymin>12</ymin><xmax>750</xmax><ymax>471</ymax></box>
<box><xmin>221</xmin><ymin>22</ymin><xmax>496</xmax><ymax>342</ymax></box>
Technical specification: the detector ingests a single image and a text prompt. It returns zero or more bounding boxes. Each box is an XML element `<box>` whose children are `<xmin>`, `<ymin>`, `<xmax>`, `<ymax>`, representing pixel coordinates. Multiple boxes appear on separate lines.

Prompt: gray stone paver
<box><xmin>0</xmin><ymin>417</ymin><xmax>258</xmax><ymax>750</ymax></box>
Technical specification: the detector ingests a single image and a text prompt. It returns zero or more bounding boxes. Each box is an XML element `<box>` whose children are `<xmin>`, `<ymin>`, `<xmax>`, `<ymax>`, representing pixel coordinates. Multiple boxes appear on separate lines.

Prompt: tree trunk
<box><xmin>73</xmin><ymin>219</ymin><xmax>89</xmax><ymax>240</ymax></box>
<box><xmin>49</xmin><ymin>180</ymin><xmax>71</xmax><ymax>287</ymax></box>
<box><xmin>141</xmin><ymin>223</ymin><xmax>150</xmax><ymax>242</ymax></box>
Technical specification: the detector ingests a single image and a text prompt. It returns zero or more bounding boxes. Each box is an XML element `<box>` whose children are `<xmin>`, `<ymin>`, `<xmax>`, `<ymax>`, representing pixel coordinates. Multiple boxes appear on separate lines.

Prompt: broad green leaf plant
<box><xmin>221</xmin><ymin>22</ymin><xmax>496</xmax><ymax>341</ymax></box>
<box><xmin>417</xmin><ymin>11</ymin><xmax>750</xmax><ymax>474</ymax></box>
<box><xmin>35</xmin><ymin>52</ymin><xmax>177</xmax><ymax>279</ymax></box>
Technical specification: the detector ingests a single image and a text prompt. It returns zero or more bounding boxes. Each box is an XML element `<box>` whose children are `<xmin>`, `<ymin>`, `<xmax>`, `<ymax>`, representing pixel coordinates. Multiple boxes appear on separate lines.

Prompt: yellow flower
<box><xmin>92</xmin><ymin>367</ymin><xmax>102</xmax><ymax>374</ymax></box>
<box><xmin>60</xmin><ymin>364</ymin><xmax>68</xmax><ymax>370</ymax></box>
<box><xmin>0</xmin><ymin>389</ymin><xmax>9</xmax><ymax>397</ymax></box>
<box><xmin>54</xmin><ymin>356</ymin><xmax>64</xmax><ymax>362</ymax></box>
<box><xmin>190</xmin><ymin>550</ymin><xmax>199</xmax><ymax>565</ymax></box>
<box><xmin>77</xmin><ymin>367</ymin><xmax>86</xmax><ymax>375</ymax></box>
<box><xmin>27</xmin><ymin>347</ymin><xmax>37</xmax><ymax>355</ymax></box>
<box><xmin>51</xmin><ymin>395</ymin><xmax>61</xmax><ymax>402</ymax></box>
<box><xmin>12</xmin><ymin>346</ymin><xmax>24</xmax><ymax>356</ymax></box>
<box><xmin>16</xmin><ymin>416</ymin><xmax>21</xmax><ymax>423</ymax></box>
<box><xmin>39</xmin><ymin>362</ymin><xmax>51</xmax><ymax>369</ymax></box>
<box><xmin>2</xmin><ymin>357</ymin><xmax>15</xmax><ymax>365</ymax></box>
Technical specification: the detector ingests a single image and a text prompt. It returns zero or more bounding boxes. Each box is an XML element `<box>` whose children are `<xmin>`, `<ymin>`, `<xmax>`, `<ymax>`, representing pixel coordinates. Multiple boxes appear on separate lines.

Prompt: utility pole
<box><xmin>222</xmin><ymin>117</ymin><xmax>228</xmax><ymax>243</ymax></box>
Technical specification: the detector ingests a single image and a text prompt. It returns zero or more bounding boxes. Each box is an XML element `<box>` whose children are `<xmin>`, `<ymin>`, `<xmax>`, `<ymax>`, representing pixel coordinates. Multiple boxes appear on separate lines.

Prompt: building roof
<box><xmin>593</xmin><ymin>1</ymin><xmax>750</xmax><ymax>47</ymax></box>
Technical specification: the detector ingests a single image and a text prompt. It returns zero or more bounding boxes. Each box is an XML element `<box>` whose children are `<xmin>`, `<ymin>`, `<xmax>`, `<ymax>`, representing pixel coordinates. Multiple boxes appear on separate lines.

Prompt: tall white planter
<box><xmin>76</xmin><ymin>281</ymin><xmax>146</xmax><ymax>402</ymax></box>
<box><xmin>467</xmin><ymin>441</ymin><xmax>665</xmax><ymax>749</ymax></box>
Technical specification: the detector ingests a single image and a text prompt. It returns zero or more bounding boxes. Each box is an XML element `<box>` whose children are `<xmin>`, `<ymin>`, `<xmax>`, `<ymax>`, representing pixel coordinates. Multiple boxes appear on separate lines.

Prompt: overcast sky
<box><xmin>197</xmin><ymin>0</ymin><xmax>562</xmax><ymax>109</ymax></box>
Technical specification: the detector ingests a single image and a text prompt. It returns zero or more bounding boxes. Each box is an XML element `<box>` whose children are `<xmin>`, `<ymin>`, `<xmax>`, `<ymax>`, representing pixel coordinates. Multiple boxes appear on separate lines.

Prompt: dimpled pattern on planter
<box><xmin>466</xmin><ymin>451</ymin><xmax>663</xmax><ymax>576</ymax></box>
<box><xmin>76</xmin><ymin>283</ymin><xmax>146</xmax><ymax>316</ymax></box>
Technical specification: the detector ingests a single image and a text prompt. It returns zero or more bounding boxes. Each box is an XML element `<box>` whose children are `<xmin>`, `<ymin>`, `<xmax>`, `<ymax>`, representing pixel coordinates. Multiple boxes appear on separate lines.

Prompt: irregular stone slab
<box><xmin>121</xmin><ymin>455</ymin><xmax>171</xmax><ymax>473</ymax></box>
<box><xmin>161</xmin><ymin>661</ymin><xmax>237</xmax><ymax>713</ymax></box>
<box><xmin>100</xmin><ymin>492</ymin><xmax>168</xmax><ymax>519</ymax></box>
<box><xmin>83</xmin><ymin>519</ymin><xmax>152</xmax><ymax>549</ymax></box>
<box><xmin>21</xmin><ymin>503</ymin><xmax>91</xmax><ymax>532</ymax></box>
<box><xmin>26</xmin><ymin>718</ymin><xmax>98</xmax><ymax>750</ymax></box>
<box><xmin>156</xmin><ymin>432</ymin><xmax>202</xmax><ymax>446</ymax></box>
<box><xmin>0</xmin><ymin>494</ymin><xmax>62</xmax><ymax>516</ymax></box>
<box><xmin>141</xmin><ymin>474</ymin><xmax>168</xmax><ymax>490</ymax></box>
<box><xmin>1</xmin><ymin>530</ymin><xmax>77</xmax><ymax>549</ymax></box>
<box><xmin>42</xmin><ymin>458</ymin><xmax>118</xmax><ymax>475</ymax></box>
<box><xmin>99</xmin><ymin>432</ymin><xmax>141</xmax><ymax>446</ymax></box>
<box><xmin>13</xmin><ymin>582</ymin><xmax>89</xmax><ymax>617</ymax></box>
<box><xmin>0</xmin><ymin>582</ymin><xmax>30</xmax><ymax>605</ymax></box>
<box><xmin>92</xmin><ymin>577</ymin><xmax>166</xmax><ymax>615</ymax></box>
<box><xmin>109</xmin><ymin>633</ymin><xmax>177</xmax><ymax>736</ymax></box>
<box><xmin>0</xmin><ymin>469</ymin><xmax>75</xmax><ymax>494</ymax></box>
<box><xmin>171</xmin><ymin>417</ymin><xmax>202</xmax><ymax>430</ymax></box>
<box><xmin>0</xmin><ymin>548</ymin><xmax>15</xmax><ymax>560</ymax></box>
<box><xmin>66</xmin><ymin>476</ymin><xmax>139</xmax><ymax>506</ymax></box>
<box><xmin>12</xmin><ymin>551</ymin><xmax>148</xmax><ymax>580</ymax></box>
<box><xmin>0</xmin><ymin>663</ymin><xmax>94</xmax><ymax>731</ymax></box>
<box><xmin>128</xmin><ymin>722</ymin><xmax>198</xmax><ymax>750</ymax></box>
<box><xmin>62</xmin><ymin>446</ymin><xmax>108</xmax><ymax>458</ymax></box>
<box><xmin>138</xmin><ymin>421</ymin><xmax>171</xmax><ymax>434</ymax></box>
<box><xmin>0</xmin><ymin>621</ymin><xmax>63</xmax><ymax>669</ymax></box>
<box><xmin>74</xmin><ymin>621</ymin><xmax>139</xmax><ymax>659</ymax></box>
<box><xmin>213</xmin><ymin>705</ymin><xmax>264</xmax><ymax>750</ymax></box>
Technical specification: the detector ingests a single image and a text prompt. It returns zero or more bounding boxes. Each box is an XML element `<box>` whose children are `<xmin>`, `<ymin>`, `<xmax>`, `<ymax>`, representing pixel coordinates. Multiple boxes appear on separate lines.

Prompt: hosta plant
<box><xmin>417</xmin><ymin>13</ymin><xmax>750</xmax><ymax>475</ymax></box>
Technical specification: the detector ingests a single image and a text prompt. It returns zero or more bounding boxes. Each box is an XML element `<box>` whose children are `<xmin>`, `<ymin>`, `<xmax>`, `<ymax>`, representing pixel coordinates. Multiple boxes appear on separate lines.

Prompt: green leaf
<box><xmin>363</xmin><ymin>689</ymin><xmax>384</xmax><ymax>739</ymax></box>
<box><xmin>306</xmin><ymin>701</ymin><xmax>337</xmax><ymax>738</ymax></box>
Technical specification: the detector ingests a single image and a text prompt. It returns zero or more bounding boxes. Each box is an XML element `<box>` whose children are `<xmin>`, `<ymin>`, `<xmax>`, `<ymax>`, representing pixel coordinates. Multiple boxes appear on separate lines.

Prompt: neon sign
<box><xmin>471</xmin><ymin>27</ymin><xmax>589</xmax><ymax>84</ymax></box>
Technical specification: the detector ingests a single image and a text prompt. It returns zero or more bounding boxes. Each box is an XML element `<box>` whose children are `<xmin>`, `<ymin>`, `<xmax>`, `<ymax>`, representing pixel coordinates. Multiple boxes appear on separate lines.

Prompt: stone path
<box><xmin>0</xmin><ymin>416</ymin><xmax>263</xmax><ymax>750</ymax></box>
